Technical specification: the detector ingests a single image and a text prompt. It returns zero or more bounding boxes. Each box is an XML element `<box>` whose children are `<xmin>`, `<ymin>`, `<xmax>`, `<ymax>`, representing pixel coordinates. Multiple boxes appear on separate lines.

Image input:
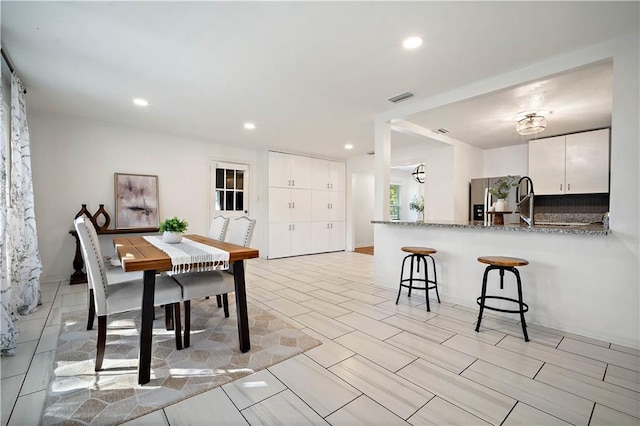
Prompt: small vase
<box><xmin>91</xmin><ymin>204</ymin><xmax>111</xmax><ymax>231</ymax></box>
<box><xmin>495</xmin><ymin>199</ymin><xmax>508</xmax><ymax>212</ymax></box>
<box><xmin>162</xmin><ymin>231</ymin><xmax>183</xmax><ymax>244</ymax></box>
<box><xmin>417</xmin><ymin>211</ymin><xmax>424</xmax><ymax>222</ymax></box>
<box><xmin>74</xmin><ymin>204</ymin><xmax>92</xmax><ymax>220</ymax></box>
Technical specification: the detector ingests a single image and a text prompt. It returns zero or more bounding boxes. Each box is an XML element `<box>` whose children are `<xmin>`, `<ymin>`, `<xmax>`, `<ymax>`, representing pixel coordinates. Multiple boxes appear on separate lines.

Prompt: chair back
<box><xmin>224</xmin><ymin>216</ymin><xmax>256</xmax><ymax>247</ymax></box>
<box><xmin>208</xmin><ymin>215</ymin><xmax>230</xmax><ymax>241</ymax></box>
<box><xmin>74</xmin><ymin>217</ymin><xmax>109</xmax><ymax>316</ymax></box>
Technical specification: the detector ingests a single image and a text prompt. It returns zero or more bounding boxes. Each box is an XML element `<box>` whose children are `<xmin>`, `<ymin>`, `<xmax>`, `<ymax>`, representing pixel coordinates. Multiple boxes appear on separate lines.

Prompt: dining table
<box><xmin>113</xmin><ymin>234</ymin><xmax>259</xmax><ymax>385</ymax></box>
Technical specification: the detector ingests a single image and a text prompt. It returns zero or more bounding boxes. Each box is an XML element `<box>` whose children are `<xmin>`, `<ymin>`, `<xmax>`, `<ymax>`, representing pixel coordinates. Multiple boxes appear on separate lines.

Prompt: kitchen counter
<box><xmin>371</xmin><ymin>220</ymin><xmax>609</xmax><ymax>235</ymax></box>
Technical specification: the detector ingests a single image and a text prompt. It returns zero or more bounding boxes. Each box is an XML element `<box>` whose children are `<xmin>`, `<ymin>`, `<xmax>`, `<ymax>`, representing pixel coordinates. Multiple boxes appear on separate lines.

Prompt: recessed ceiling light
<box><xmin>344</xmin><ymin>144</ymin><xmax>353</xmax><ymax>150</ymax></box>
<box><xmin>403</xmin><ymin>36</ymin><xmax>423</xmax><ymax>49</ymax></box>
<box><xmin>132</xmin><ymin>98</ymin><xmax>149</xmax><ymax>107</ymax></box>
<box><xmin>244</xmin><ymin>122</ymin><xmax>256</xmax><ymax>130</ymax></box>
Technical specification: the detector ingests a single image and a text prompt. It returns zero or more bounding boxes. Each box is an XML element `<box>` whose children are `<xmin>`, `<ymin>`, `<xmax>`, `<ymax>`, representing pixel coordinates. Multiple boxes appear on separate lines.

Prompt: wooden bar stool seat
<box><xmin>475</xmin><ymin>255</ymin><xmax>530</xmax><ymax>341</ymax></box>
<box><xmin>396</xmin><ymin>247</ymin><xmax>441</xmax><ymax>311</ymax></box>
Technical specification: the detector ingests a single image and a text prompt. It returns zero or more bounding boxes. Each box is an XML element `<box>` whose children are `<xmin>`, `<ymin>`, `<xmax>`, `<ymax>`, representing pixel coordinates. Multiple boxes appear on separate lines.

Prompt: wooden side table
<box><xmin>69</xmin><ymin>227</ymin><xmax>159</xmax><ymax>285</ymax></box>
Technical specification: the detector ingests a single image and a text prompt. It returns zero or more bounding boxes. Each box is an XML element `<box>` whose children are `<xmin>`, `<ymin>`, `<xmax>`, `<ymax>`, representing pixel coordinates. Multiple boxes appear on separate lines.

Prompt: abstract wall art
<box><xmin>114</xmin><ymin>173</ymin><xmax>159</xmax><ymax>229</ymax></box>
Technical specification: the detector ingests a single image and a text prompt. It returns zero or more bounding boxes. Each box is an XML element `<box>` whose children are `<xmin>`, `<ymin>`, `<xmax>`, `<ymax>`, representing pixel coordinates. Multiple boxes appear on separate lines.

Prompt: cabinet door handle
<box><xmin>288</xmin><ymin>202</ymin><xmax>291</xmax><ymax>208</ymax></box>
<box><xmin>560</xmin><ymin>184</ymin><xmax>562</xmax><ymax>191</ymax></box>
<box><xmin>292</xmin><ymin>202</ymin><xmax>295</xmax><ymax>208</ymax></box>
<box><xmin>292</xmin><ymin>179</ymin><xmax>295</xmax><ymax>186</ymax></box>
<box><xmin>568</xmin><ymin>183</ymin><xmax>571</xmax><ymax>191</ymax></box>
<box><xmin>288</xmin><ymin>224</ymin><xmax>291</xmax><ymax>231</ymax></box>
<box><xmin>327</xmin><ymin>223</ymin><xmax>330</xmax><ymax>229</ymax></box>
<box><xmin>330</xmin><ymin>223</ymin><xmax>333</xmax><ymax>229</ymax></box>
<box><xmin>331</xmin><ymin>183</ymin><xmax>333</xmax><ymax>189</ymax></box>
<box><xmin>330</xmin><ymin>203</ymin><xmax>333</xmax><ymax>209</ymax></box>
<box><xmin>292</xmin><ymin>224</ymin><xmax>295</xmax><ymax>231</ymax></box>
<box><xmin>327</xmin><ymin>183</ymin><xmax>330</xmax><ymax>189</ymax></box>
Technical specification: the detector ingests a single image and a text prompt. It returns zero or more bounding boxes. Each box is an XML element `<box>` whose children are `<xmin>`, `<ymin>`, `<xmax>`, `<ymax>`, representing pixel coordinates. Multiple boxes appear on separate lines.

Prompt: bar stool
<box><xmin>396</xmin><ymin>246</ymin><xmax>440</xmax><ymax>311</ymax></box>
<box><xmin>475</xmin><ymin>256</ymin><xmax>529</xmax><ymax>341</ymax></box>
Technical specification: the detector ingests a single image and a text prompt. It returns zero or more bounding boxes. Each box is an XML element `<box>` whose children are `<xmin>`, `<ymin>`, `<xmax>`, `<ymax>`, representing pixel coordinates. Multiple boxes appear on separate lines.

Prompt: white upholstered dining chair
<box><xmin>74</xmin><ymin>217</ymin><xmax>184</xmax><ymax>371</ymax></box>
<box><xmin>172</xmin><ymin>216</ymin><xmax>256</xmax><ymax>348</ymax></box>
<box><xmin>209</xmin><ymin>215</ymin><xmax>230</xmax><ymax>241</ymax></box>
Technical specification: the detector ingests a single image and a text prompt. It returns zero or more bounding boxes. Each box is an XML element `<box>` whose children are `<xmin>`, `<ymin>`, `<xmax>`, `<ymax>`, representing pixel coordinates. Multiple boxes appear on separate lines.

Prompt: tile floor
<box><xmin>2</xmin><ymin>251</ymin><xmax>639</xmax><ymax>425</ymax></box>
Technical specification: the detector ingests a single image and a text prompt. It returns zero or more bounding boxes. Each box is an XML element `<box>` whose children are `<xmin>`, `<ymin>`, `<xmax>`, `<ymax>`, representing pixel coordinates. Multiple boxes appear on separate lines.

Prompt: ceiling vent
<box><xmin>366</xmin><ymin>151</ymin><xmax>375</xmax><ymax>155</ymax></box>
<box><xmin>387</xmin><ymin>92</ymin><xmax>414</xmax><ymax>103</ymax></box>
<box><xmin>436</xmin><ymin>128</ymin><xmax>450</xmax><ymax>134</ymax></box>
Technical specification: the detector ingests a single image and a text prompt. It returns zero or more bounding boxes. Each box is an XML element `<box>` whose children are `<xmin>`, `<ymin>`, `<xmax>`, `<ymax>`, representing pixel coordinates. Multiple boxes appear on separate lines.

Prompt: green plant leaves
<box><xmin>159</xmin><ymin>216</ymin><xmax>189</xmax><ymax>233</ymax></box>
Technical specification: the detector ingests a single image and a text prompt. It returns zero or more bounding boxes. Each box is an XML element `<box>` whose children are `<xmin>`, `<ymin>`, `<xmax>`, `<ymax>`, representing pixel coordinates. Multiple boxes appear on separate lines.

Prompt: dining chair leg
<box><xmin>173</xmin><ymin>303</ymin><xmax>183</xmax><ymax>350</ymax></box>
<box><xmin>216</xmin><ymin>295</ymin><xmax>222</xmax><ymax>308</ymax></box>
<box><xmin>222</xmin><ymin>293</ymin><xmax>230</xmax><ymax>318</ymax></box>
<box><xmin>87</xmin><ymin>289</ymin><xmax>96</xmax><ymax>330</ymax></box>
<box><xmin>96</xmin><ymin>316</ymin><xmax>107</xmax><ymax>371</ymax></box>
<box><xmin>184</xmin><ymin>300</ymin><xmax>191</xmax><ymax>348</ymax></box>
<box><xmin>165</xmin><ymin>305</ymin><xmax>174</xmax><ymax>330</ymax></box>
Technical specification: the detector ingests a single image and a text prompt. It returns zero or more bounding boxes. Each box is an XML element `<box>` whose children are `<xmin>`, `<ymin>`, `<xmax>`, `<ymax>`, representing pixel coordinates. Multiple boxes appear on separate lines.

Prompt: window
<box><xmin>390</xmin><ymin>184</ymin><xmax>400</xmax><ymax>220</ymax></box>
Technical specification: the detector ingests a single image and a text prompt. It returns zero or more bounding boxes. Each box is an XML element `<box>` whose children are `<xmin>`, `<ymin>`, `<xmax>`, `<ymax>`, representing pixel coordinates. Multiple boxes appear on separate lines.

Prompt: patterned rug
<box><xmin>41</xmin><ymin>297</ymin><xmax>321</xmax><ymax>425</ymax></box>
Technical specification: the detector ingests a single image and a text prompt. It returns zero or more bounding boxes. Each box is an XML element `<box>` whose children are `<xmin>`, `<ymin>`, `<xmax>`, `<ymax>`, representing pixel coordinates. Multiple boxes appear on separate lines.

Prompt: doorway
<box><xmin>210</xmin><ymin>161</ymin><xmax>250</xmax><ymax>223</ymax></box>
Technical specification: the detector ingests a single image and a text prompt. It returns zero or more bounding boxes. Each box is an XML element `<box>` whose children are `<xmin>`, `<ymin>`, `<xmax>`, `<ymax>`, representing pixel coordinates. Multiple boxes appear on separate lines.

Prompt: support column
<box><xmin>374</xmin><ymin>121</ymin><xmax>391</xmax><ymax>221</ymax></box>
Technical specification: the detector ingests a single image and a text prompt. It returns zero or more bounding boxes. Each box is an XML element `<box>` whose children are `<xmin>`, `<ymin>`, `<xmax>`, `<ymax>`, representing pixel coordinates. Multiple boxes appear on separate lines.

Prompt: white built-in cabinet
<box><xmin>528</xmin><ymin>128</ymin><xmax>610</xmax><ymax>195</ymax></box>
<box><xmin>268</xmin><ymin>152</ymin><xmax>345</xmax><ymax>259</ymax></box>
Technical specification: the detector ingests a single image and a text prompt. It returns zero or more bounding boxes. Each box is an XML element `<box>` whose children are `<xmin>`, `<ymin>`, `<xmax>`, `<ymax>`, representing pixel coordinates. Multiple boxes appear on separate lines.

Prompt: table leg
<box><xmin>233</xmin><ymin>261</ymin><xmax>251</xmax><ymax>352</ymax></box>
<box><xmin>139</xmin><ymin>269</ymin><xmax>156</xmax><ymax>385</ymax></box>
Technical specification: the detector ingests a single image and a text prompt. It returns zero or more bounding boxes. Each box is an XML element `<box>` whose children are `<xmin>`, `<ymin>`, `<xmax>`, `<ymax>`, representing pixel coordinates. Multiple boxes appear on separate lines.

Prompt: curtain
<box><xmin>0</xmin><ymin>73</ymin><xmax>42</xmax><ymax>356</ymax></box>
<box><xmin>0</xmin><ymin>81</ymin><xmax>17</xmax><ymax>355</ymax></box>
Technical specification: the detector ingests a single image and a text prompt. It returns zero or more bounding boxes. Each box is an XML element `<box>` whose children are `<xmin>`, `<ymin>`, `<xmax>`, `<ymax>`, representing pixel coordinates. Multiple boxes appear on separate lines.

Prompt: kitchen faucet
<box><xmin>515</xmin><ymin>176</ymin><xmax>535</xmax><ymax>227</ymax></box>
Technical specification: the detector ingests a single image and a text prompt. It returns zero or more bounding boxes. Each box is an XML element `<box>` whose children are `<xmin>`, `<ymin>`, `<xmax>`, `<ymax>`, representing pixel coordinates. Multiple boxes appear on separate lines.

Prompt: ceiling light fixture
<box><xmin>516</xmin><ymin>113</ymin><xmax>548</xmax><ymax>135</ymax></box>
<box><xmin>243</xmin><ymin>122</ymin><xmax>256</xmax><ymax>130</ymax></box>
<box><xmin>133</xmin><ymin>98</ymin><xmax>148</xmax><ymax>107</ymax></box>
<box><xmin>344</xmin><ymin>144</ymin><xmax>353</xmax><ymax>150</ymax></box>
<box><xmin>412</xmin><ymin>164</ymin><xmax>426</xmax><ymax>184</ymax></box>
<box><xmin>403</xmin><ymin>36</ymin><xmax>423</xmax><ymax>49</ymax></box>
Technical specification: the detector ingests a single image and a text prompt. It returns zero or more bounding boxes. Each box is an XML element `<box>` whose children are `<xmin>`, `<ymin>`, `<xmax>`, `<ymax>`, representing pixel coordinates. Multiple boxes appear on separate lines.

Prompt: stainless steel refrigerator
<box><xmin>469</xmin><ymin>176</ymin><xmax>520</xmax><ymax>224</ymax></box>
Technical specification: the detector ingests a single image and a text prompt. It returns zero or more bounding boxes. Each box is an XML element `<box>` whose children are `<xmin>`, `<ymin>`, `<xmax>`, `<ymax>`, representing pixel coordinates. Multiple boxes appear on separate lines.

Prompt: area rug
<box><xmin>41</xmin><ymin>297</ymin><xmax>321</xmax><ymax>425</ymax></box>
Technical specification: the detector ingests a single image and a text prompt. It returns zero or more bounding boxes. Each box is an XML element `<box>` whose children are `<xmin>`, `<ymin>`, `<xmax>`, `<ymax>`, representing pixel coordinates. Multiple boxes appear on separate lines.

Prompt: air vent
<box><xmin>436</xmin><ymin>128</ymin><xmax>450</xmax><ymax>134</ymax></box>
<box><xmin>366</xmin><ymin>151</ymin><xmax>375</xmax><ymax>155</ymax></box>
<box><xmin>387</xmin><ymin>92</ymin><xmax>414</xmax><ymax>103</ymax></box>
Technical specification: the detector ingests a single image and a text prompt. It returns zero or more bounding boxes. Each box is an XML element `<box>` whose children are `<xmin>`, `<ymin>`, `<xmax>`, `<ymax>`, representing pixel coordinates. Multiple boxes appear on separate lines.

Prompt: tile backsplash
<box><xmin>534</xmin><ymin>193</ymin><xmax>609</xmax><ymax>223</ymax></box>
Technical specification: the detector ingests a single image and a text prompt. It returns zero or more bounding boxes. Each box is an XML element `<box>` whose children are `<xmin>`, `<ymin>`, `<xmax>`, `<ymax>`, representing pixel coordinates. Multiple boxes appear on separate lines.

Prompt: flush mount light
<box><xmin>412</xmin><ymin>163</ymin><xmax>426</xmax><ymax>184</ymax></box>
<box><xmin>516</xmin><ymin>113</ymin><xmax>548</xmax><ymax>135</ymax></box>
<box><xmin>133</xmin><ymin>98</ymin><xmax>149</xmax><ymax>107</ymax></box>
<box><xmin>243</xmin><ymin>122</ymin><xmax>256</xmax><ymax>130</ymax></box>
<box><xmin>344</xmin><ymin>144</ymin><xmax>353</xmax><ymax>150</ymax></box>
<box><xmin>403</xmin><ymin>36</ymin><xmax>423</xmax><ymax>49</ymax></box>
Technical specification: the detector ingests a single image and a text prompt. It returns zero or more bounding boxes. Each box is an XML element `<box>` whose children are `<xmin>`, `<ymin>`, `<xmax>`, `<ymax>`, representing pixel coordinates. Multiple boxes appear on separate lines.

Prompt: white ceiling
<box><xmin>2</xmin><ymin>2</ymin><xmax>638</xmax><ymax>159</ymax></box>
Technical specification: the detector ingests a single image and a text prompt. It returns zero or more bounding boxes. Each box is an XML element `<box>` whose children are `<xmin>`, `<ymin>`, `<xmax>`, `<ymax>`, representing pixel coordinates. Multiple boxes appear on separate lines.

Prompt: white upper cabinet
<box><xmin>310</xmin><ymin>158</ymin><xmax>345</xmax><ymax>191</ymax></box>
<box><xmin>268</xmin><ymin>152</ymin><xmax>311</xmax><ymax>189</ymax></box>
<box><xmin>528</xmin><ymin>129</ymin><xmax>610</xmax><ymax>195</ymax></box>
<box><xmin>329</xmin><ymin>161</ymin><xmax>345</xmax><ymax>191</ymax></box>
<box><xmin>565</xmin><ymin>129</ymin><xmax>610</xmax><ymax>194</ymax></box>
<box><xmin>528</xmin><ymin>135</ymin><xmax>566</xmax><ymax>195</ymax></box>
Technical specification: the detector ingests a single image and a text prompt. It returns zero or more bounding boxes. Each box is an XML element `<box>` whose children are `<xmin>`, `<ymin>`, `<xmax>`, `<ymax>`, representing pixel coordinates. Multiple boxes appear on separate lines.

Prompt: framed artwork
<box><xmin>114</xmin><ymin>173</ymin><xmax>159</xmax><ymax>229</ymax></box>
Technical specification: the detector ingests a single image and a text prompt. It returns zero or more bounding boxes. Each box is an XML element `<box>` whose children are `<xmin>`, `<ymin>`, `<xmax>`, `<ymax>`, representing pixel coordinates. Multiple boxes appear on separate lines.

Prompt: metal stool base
<box><xmin>395</xmin><ymin>253</ymin><xmax>440</xmax><ymax>311</ymax></box>
<box><xmin>475</xmin><ymin>265</ymin><xmax>529</xmax><ymax>341</ymax></box>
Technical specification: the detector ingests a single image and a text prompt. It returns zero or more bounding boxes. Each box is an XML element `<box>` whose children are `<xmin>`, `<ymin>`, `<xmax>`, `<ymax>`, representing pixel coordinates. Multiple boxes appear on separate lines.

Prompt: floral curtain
<box><xmin>0</xmin><ymin>73</ymin><xmax>42</xmax><ymax>356</ymax></box>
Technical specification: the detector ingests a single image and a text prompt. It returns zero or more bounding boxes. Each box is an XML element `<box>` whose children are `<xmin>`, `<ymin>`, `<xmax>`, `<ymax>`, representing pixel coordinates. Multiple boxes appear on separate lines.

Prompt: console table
<box><xmin>69</xmin><ymin>227</ymin><xmax>158</xmax><ymax>285</ymax></box>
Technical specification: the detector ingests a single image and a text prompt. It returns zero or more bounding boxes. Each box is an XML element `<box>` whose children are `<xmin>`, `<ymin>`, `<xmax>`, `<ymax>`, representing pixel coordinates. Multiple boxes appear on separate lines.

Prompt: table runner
<box><xmin>143</xmin><ymin>236</ymin><xmax>229</xmax><ymax>274</ymax></box>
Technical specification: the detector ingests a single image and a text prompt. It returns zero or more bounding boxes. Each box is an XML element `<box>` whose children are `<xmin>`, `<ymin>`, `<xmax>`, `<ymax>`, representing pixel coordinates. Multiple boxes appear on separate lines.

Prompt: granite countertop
<box><xmin>371</xmin><ymin>220</ymin><xmax>609</xmax><ymax>235</ymax></box>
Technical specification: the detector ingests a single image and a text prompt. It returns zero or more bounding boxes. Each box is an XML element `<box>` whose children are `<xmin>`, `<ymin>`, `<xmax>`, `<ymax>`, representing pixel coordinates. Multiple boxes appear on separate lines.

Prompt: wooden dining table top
<box><xmin>113</xmin><ymin>234</ymin><xmax>259</xmax><ymax>273</ymax></box>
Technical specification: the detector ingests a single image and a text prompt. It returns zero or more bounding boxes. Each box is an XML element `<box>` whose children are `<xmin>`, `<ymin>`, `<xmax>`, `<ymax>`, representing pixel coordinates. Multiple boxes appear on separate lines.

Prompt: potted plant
<box><xmin>409</xmin><ymin>195</ymin><xmax>425</xmax><ymax>222</ymax></box>
<box><xmin>159</xmin><ymin>216</ymin><xmax>189</xmax><ymax>243</ymax></box>
<box><xmin>488</xmin><ymin>175</ymin><xmax>518</xmax><ymax>211</ymax></box>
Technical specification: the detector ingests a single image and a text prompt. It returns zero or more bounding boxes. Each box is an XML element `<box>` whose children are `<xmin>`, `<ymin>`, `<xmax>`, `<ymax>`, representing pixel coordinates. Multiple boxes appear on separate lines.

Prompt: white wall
<box><xmin>424</xmin><ymin>146</ymin><xmax>454</xmax><ymax>221</ymax></box>
<box><xmin>483</xmin><ymin>144</ymin><xmax>529</xmax><ymax>177</ymax></box>
<box><xmin>452</xmin><ymin>142</ymin><xmax>484</xmax><ymax>222</ymax></box>
<box><xmin>29</xmin><ymin>111</ymin><xmax>265</xmax><ymax>281</ymax></box>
